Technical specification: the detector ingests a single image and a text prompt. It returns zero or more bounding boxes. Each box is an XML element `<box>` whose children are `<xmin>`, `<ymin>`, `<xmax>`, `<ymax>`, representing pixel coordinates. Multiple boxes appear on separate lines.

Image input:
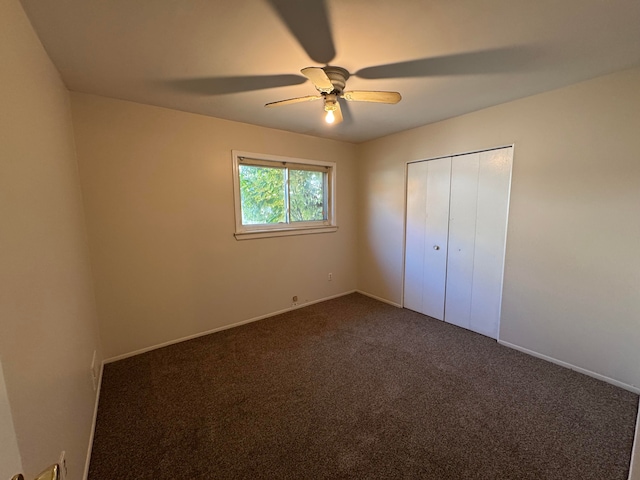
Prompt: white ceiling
<box><xmin>20</xmin><ymin>0</ymin><xmax>640</xmax><ymax>143</ymax></box>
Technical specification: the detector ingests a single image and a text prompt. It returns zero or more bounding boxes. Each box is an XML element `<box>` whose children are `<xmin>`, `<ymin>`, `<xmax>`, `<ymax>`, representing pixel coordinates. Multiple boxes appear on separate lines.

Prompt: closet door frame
<box><xmin>401</xmin><ymin>144</ymin><xmax>514</xmax><ymax>340</ymax></box>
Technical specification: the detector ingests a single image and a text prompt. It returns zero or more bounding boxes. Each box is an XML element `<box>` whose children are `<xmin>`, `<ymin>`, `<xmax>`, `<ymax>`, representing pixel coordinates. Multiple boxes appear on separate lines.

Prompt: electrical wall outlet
<box><xmin>59</xmin><ymin>451</ymin><xmax>67</xmax><ymax>480</ymax></box>
<box><xmin>90</xmin><ymin>350</ymin><xmax>99</xmax><ymax>391</ymax></box>
<box><xmin>328</xmin><ymin>273</ymin><xmax>333</xmax><ymax>281</ymax></box>
<box><xmin>292</xmin><ymin>295</ymin><xmax>298</xmax><ymax>307</ymax></box>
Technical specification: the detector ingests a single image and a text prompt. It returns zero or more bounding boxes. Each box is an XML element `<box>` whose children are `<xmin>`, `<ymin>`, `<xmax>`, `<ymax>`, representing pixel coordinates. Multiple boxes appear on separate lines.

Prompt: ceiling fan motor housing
<box><xmin>323</xmin><ymin>66</ymin><xmax>349</xmax><ymax>94</ymax></box>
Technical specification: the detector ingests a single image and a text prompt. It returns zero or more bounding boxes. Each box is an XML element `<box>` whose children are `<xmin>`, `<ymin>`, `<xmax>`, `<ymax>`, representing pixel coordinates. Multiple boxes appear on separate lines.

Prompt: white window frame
<box><xmin>232</xmin><ymin>150</ymin><xmax>338</xmax><ymax>240</ymax></box>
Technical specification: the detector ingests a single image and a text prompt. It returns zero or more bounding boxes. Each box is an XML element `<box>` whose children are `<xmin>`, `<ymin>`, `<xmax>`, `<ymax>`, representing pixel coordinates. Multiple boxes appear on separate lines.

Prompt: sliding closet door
<box><xmin>468</xmin><ymin>148</ymin><xmax>512</xmax><ymax>337</ymax></box>
<box><xmin>444</xmin><ymin>148</ymin><xmax>512</xmax><ymax>338</ymax></box>
<box><xmin>445</xmin><ymin>153</ymin><xmax>480</xmax><ymax>331</ymax></box>
<box><xmin>405</xmin><ymin>147</ymin><xmax>511</xmax><ymax>336</ymax></box>
<box><xmin>404</xmin><ymin>158</ymin><xmax>451</xmax><ymax>320</ymax></box>
<box><xmin>404</xmin><ymin>161</ymin><xmax>428</xmax><ymax>313</ymax></box>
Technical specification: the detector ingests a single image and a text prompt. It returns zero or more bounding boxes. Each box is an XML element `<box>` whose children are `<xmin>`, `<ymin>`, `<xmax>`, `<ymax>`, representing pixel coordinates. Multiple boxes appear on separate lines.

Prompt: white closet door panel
<box><xmin>421</xmin><ymin>158</ymin><xmax>451</xmax><ymax>320</ymax></box>
<box><xmin>445</xmin><ymin>153</ymin><xmax>480</xmax><ymax>330</ymax></box>
<box><xmin>404</xmin><ymin>162</ymin><xmax>428</xmax><ymax>312</ymax></box>
<box><xmin>469</xmin><ymin>148</ymin><xmax>512</xmax><ymax>338</ymax></box>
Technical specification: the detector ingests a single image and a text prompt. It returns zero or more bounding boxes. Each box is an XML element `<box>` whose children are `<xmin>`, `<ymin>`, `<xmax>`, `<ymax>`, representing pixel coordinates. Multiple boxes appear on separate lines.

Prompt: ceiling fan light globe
<box><xmin>325</xmin><ymin>110</ymin><xmax>335</xmax><ymax>124</ymax></box>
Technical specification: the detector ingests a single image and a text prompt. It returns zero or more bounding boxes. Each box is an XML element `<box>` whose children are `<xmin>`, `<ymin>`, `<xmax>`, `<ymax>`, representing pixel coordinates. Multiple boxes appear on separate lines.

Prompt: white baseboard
<box><xmin>83</xmin><ymin>359</ymin><xmax>104</xmax><ymax>480</ymax></box>
<box><xmin>498</xmin><ymin>340</ymin><xmax>640</xmax><ymax>394</ymax></box>
<box><xmin>356</xmin><ymin>290</ymin><xmax>402</xmax><ymax>308</ymax></box>
<box><xmin>105</xmin><ymin>290</ymin><xmax>358</xmax><ymax>364</ymax></box>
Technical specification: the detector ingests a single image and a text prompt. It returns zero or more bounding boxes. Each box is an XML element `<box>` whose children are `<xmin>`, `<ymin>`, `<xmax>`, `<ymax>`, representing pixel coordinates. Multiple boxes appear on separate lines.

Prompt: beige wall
<box><xmin>357</xmin><ymin>67</ymin><xmax>640</xmax><ymax>391</ymax></box>
<box><xmin>4</xmin><ymin>0</ymin><xmax>636</xmax><ymax>473</ymax></box>
<box><xmin>70</xmin><ymin>93</ymin><xmax>359</xmax><ymax>360</ymax></box>
<box><xmin>0</xmin><ymin>0</ymin><xmax>103</xmax><ymax>478</ymax></box>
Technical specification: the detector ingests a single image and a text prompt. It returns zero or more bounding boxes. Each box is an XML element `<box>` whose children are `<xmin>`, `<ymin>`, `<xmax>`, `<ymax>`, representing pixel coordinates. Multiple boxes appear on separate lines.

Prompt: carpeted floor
<box><xmin>89</xmin><ymin>293</ymin><xmax>638</xmax><ymax>479</ymax></box>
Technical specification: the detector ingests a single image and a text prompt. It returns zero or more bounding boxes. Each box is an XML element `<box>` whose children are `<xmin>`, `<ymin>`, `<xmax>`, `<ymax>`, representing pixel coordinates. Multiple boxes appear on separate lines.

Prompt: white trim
<box><xmin>629</xmin><ymin>402</ymin><xmax>640</xmax><ymax>480</ymax></box>
<box><xmin>405</xmin><ymin>144</ymin><xmax>515</xmax><ymax>166</ymax></box>
<box><xmin>399</xmin><ymin>161</ymin><xmax>408</xmax><ymax>309</ymax></box>
<box><xmin>231</xmin><ymin>150</ymin><xmax>337</xmax><ymax>238</ymax></box>
<box><xmin>356</xmin><ymin>290</ymin><xmax>402</xmax><ymax>308</ymax></box>
<box><xmin>105</xmin><ymin>290</ymin><xmax>357</xmax><ymax>364</ymax></box>
<box><xmin>498</xmin><ymin>340</ymin><xmax>640</xmax><ymax>394</ymax></box>
<box><xmin>83</xmin><ymin>359</ymin><xmax>104</xmax><ymax>480</ymax></box>
<box><xmin>234</xmin><ymin>225</ymin><xmax>337</xmax><ymax>240</ymax></box>
<box><xmin>496</xmin><ymin>145</ymin><xmax>515</xmax><ymax>341</ymax></box>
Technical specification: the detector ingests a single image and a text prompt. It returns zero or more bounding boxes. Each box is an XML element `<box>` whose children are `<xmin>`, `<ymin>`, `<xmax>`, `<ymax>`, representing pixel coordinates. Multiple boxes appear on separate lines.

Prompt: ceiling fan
<box><xmin>168</xmin><ymin>1</ymin><xmax>536</xmax><ymax>128</ymax></box>
<box><xmin>265</xmin><ymin>66</ymin><xmax>401</xmax><ymax>125</ymax></box>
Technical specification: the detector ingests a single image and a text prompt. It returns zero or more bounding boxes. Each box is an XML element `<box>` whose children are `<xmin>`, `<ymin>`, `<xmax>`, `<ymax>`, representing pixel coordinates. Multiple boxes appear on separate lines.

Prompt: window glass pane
<box><xmin>289</xmin><ymin>169</ymin><xmax>325</xmax><ymax>222</ymax></box>
<box><xmin>239</xmin><ymin>164</ymin><xmax>286</xmax><ymax>225</ymax></box>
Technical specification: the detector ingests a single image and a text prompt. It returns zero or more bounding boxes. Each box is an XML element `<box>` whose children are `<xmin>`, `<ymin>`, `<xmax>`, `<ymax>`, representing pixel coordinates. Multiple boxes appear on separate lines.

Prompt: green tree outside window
<box><xmin>239</xmin><ymin>164</ymin><xmax>326</xmax><ymax>225</ymax></box>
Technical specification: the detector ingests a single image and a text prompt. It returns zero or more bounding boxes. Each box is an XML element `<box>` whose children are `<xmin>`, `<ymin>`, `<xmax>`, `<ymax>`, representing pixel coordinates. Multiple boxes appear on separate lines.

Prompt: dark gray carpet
<box><xmin>89</xmin><ymin>293</ymin><xmax>638</xmax><ymax>479</ymax></box>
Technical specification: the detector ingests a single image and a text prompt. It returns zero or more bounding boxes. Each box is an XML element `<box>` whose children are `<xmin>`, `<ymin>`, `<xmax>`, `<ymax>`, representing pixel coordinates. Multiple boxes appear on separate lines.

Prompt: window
<box><xmin>232</xmin><ymin>151</ymin><xmax>337</xmax><ymax>239</ymax></box>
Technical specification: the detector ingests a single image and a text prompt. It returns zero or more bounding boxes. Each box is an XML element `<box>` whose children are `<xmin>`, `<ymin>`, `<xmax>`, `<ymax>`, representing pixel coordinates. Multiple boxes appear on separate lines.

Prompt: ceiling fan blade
<box><xmin>342</xmin><ymin>91</ymin><xmax>402</xmax><ymax>104</ymax></box>
<box><xmin>355</xmin><ymin>46</ymin><xmax>540</xmax><ymax>79</ymax></box>
<box><xmin>266</xmin><ymin>0</ymin><xmax>336</xmax><ymax>64</ymax></box>
<box><xmin>165</xmin><ymin>74</ymin><xmax>307</xmax><ymax>95</ymax></box>
<box><xmin>301</xmin><ymin>67</ymin><xmax>334</xmax><ymax>93</ymax></box>
<box><xmin>265</xmin><ymin>95</ymin><xmax>323</xmax><ymax>108</ymax></box>
<box><xmin>332</xmin><ymin>101</ymin><xmax>343</xmax><ymax>125</ymax></box>
<box><xmin>337</xmin><ymin>98</ymin><xmax>353</xmax><ymax>125</ymax></box>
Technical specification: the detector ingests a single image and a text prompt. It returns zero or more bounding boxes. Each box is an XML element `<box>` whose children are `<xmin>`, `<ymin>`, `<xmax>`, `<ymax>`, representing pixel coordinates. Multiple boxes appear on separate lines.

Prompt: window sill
<box><xmin>234</xmin><ymin>225</ymin><xmax>338</xmax><ymax>240</ymax></box>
